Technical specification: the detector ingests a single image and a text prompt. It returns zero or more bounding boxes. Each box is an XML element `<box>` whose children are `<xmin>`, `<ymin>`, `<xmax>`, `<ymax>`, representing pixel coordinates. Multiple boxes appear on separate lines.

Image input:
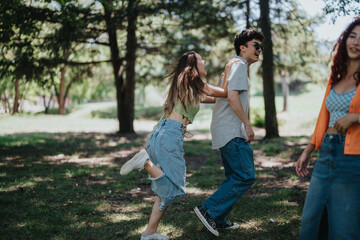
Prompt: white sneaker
<box><xmin>140</xmin><ymin>231</ymin><xmax>169</xmax><ymax>240</ymax></box>
<box><xmin>120</xmin><ymin>149</ymin><xmax>148</xmax><ymax>175</ymax></box>
<box><xmin>216</xmin><ymin>220</ymin><xmax>239</xmax><ymax>230</ymax></box>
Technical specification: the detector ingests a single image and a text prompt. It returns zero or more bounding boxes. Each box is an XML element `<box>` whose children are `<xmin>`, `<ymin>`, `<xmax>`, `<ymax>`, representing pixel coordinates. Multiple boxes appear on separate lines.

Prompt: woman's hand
<box><xmin>200</xmin><ymin>95</ymin><xmax>216</xmax><ymax>103</ymax></box>
<box><xmin>295</xmin><ymin>144</ymin><xmax>315</xmax><ymax>177</ymax></box>
<box><xmin>204</xmin><ymin>82</ymin><xmax>227</xmax><ymax>98</ymax></box>
<box><xmin>334</xmin><ymin>113</ymin><xmax>359</xmax><ymax>134</ymax></box>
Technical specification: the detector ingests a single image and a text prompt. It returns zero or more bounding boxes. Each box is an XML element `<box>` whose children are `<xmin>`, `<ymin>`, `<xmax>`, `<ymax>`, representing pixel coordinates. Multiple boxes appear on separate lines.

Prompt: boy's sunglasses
<box><xmin>245</xmin><ymin>42</ymin><xmax>264</xmax><ymax>51</ymax></box>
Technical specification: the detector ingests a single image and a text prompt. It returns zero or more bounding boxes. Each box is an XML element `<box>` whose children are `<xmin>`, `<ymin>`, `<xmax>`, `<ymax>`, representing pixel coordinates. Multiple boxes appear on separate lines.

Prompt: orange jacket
<box><xmin>311</xmin><ymin>79</ymin><xmax>360</xmax><ymax>155</ymax></box>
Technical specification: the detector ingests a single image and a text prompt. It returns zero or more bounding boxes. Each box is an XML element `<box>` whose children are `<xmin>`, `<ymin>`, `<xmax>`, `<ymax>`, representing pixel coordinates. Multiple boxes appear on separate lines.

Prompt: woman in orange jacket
<box><xmin>296</xmin><ymin>18</ymin><xmax>360</xmax><ymax>239</ymax></box>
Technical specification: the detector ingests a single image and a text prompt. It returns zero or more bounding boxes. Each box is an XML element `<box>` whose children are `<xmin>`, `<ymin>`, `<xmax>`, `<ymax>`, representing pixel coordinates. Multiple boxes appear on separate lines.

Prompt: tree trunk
<box><xmin>43</xmin><ymin>95</ymin><xmax>49</xmax><ymax>114</ymax></box>
<box><xmin>245</xmin><ymin>0</ymin><xmax>251</xmax><ymax>119</ymax></box>
<box><xmin>43</xmin><ymin>93</ymin><xmax>53</xmax><ymax>114</ymax></box>
<box><xmin>4</xmin><ymin>92</ymin><xmax>9</xmax><ymax>113</ymax></box>
<box><xmin>245</xmin><ymin>0</ymin><xmax>251</xmax><ymax>28</ymax></box>
<box><xmin>58</xmin><ymin>66</ymin><xmax>66</xmax><ymax>115</ymax></box>
<box><xmin>103</xmin><ymin>1</ymin><xmax>128</xmax><ymax>133</ymax></box>
<box><xmin>120</xmin><ymin>0</ymin><xmax>138</xmax><ymax>133</ymax></box>
<box><xmin>259</xmin><ymin>0</ymin><xmax>279</xmax><ymax>138</ymax></box>
<box><xmin>281</xmin><ymin>73</ymin><xmax>289</xmax><ymax>112</ymax></box>
<box><xmin>12</xmin><ymin>79</ymin><xmax>20</xmax><ymax>114</ymax></box>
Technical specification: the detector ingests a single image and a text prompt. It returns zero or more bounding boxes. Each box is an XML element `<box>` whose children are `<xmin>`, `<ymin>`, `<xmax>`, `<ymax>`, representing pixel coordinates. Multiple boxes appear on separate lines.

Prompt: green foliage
<box><xmin>252</xmin><ymin>109</ymin><xmax>265</xmax><ymax>128</ymax></box>
<box><xmin>290</xmin><ymin>174</ymin><xmax>299</xmax><ymax>181</ymax></box>
<box><xmin>270</xmin><ymin>1</ymin><xmax>334</xmax><ymax>87</ymax></box>
<box><xmin>90</xmin><ymin>107</ymin><xmax>117</xmax><ymax>119</ymax></box>
<box><xmin>138</xmin><ymin>0</ymin><xmax>239</xmax><ymax>86</ymax></box>
<box><xmin>65</xmin><ymin>167</ymin><xmax>92</xmax><ymax>178</ymax></box>
<box><xmin>135</xmin><ymin>106</ymin><xmax>164</xmax><ymax>120</ymax></box>
<box><xmin>322</xmin><ymin>0</ymin><xmax>360</xmax><ymax>22</ymax></box>
<box><xmin>35</xmin><ymin>104</ymin><xmax>80</xmax><ymax>115</ymax></box>
<box><xmin>89</xmin><ymin>105</ymin><xmax>164</xmax><ymax>120</ymax></box>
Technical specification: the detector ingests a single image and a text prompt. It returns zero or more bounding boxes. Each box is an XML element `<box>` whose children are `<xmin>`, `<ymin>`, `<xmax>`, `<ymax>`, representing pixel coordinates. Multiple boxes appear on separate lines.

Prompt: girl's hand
<box><xmin>334</xmin><ymin>113</ymin><xmax>359</xmax><ymax>134</ymax></box>
<box><xmin>204</xmin><ymin>82</ymin><xmax>227</xmax><ymax>98</ymax></box>
<box><xmin>295</xmin><ymin>144</ymin><xmax>315</xmax><ymax>177</ymax></box>
<box><xmin>296</xmin><ymin>151</ymin><xmax>310</xmax><ymax>177</ymax></box>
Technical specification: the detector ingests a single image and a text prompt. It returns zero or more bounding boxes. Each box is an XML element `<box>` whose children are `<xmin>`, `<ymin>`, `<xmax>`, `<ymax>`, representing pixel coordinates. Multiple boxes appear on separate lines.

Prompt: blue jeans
<box><xmin>299</xmin><ymin>134</ymin><xmax>360</xmax><ymax>240</ymax></box>
<box><xmin>146</xmin><ymin>119</ymin><xmax>186</xmax><ymax>210</ymax></box>
<box><xmin>202</xmin><ymin>137</ymin><xmax>256</xmax><ymax>224</ymax></box>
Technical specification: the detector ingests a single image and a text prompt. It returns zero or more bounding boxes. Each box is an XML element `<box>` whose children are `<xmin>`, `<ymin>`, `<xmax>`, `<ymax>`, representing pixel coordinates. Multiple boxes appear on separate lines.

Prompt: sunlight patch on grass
<box><xmin>107</xmin><ymin>212</ymin><xmax>143</xmax><ymax>222</ymax></box>
<box><xmin>274</xmin><ymin>200</ymin><xmax>299</xmax><ymax>207</ymax></box>
<box><xmin>108</xmin><ymin>140</ymin><xmax>118</xmax><ymax>147</ymax></box>
<box><xmin>4</xmin><ymin>140</ymin><xmax>26</xmax><ymax>147</ymax></box>
<box><xmin>257</xmin><ymin>173</ymin><xmax>276</xmax><ymax>179</ymax></box>
<box><xmin>1</xmin><ymin>176</ymin><xmax>53</xmax><ymax>192</ymax></box>
<box><xmin>290</xmin><ymin>174</ymin><xmax>299</xmax><ymax>181</ymax></box>
<box><xmin>16</xmin><ymin>222</ymin><xmax>26</xmax><ymax>228</ymax></box>
<box><xmin>0</xmin><ymin>172</ymin><xmax>6</xmax><ymax>177</ymax></box>
<box><xmin>116</xmin><ymin>202</ymin><xmax>152</xmax><ymax>219</ymax></box>
<box><xmin>124</xmin><ymin>224</ymin><xmax>181</xmax><ymax>239</ymax></box>
<box><xmin>132</xmin><ymin>225</ymin><xmax>148</xmax><ymax>236</ymax></box>
<box><xmin>65</xmin><ymin>168</ymin><xmax>92</xmax><ymax>178</ymax></box>
<box><xmin>95</xmin><ymin>202</ymin><xmax>111</xmax><ymax>212</ymax></box>
<box><xmin>71</xmin><ymin>153</ymin><xmax>79</xmax><ymax>160</ymax></box>
<box><xmin>3</xmin><ymin>156</ymin><xmax>24</xmax><ymax>163</ymax></box>
<box><xmin>239</xmin><ymin>219</ymin><xmax>263</xmax><ymax>230</ymax></box>
<box><xmin>159</xmin><ymin>224</ymin><xmax>184</xmax><ymax>239</ymax></box>
<box><xmin>31</xmin><ymin>199</ymin><xmax>47</xmax><ymax>207</ymax></box>
<box><xmin>186</xmin><ymin>187</ymin><xmax>215</xmax><ymax>195</ymax></box>
<box><xmin>50</xmin><ymin>236</ymin><xmax>66</xmax><ymax>240</ymax></box>
<box><xmin>70</xmin><ymin>220</ymin><xmax>103</xmax><ymax>229</ymax></box>
<box><xmin>92</xmin><ymin>171</ymin><xmax>105</xmax><ymax>177</ymax></box>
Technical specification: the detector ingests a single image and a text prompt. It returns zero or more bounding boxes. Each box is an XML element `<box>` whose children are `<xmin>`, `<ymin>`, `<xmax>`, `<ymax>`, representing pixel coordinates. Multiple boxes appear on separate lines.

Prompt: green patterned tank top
<box><xmin>173</xmin><ymin>101</ymin><xmax>200</xmax><ymax>123</ymax></box>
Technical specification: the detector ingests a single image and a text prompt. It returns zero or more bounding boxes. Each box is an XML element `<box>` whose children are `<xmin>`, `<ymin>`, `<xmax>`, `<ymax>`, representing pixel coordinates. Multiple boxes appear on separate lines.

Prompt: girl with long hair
<box><xmin>120</xmin><ymin>51</ymin><xmax>227</xmax><ymax>240</ymax></box>
<box><xmin>296</xmin><ymin>18</ymin><xmax>360</xmax><ymax>239</ymax></box>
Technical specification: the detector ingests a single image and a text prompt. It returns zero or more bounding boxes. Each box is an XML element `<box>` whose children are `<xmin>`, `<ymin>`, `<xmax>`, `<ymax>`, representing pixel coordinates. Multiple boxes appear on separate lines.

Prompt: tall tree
<box><xmin>245</xmin><ymin>0</ymin><xmax>251</xmax><ymax>28</ymax></box>
<box><xmin>122</xmin><ymin>0</ymin><xmax>139</xmax><ymax>133</ymax></box>
<box><xmin>109</xmin><ymin>0</ymin><xmax>236</xmax><ymax>133</ymax></box>
<box><xmin>12</xmin><ymin>79</ymin><xmax>20</xmax><ymax>114</ymax></box>
<box><xmin>103</xmin><ymin>0</ymin><xmax>127</xmax><ymax>132</ymax></box>
<box><xmin>1</xmin><ymin>0</ymin><xmax>238</xmax><ymax>134</ymax></box>
<box><xmin>272</xmin><ymin>5</ymin><xmax>324</xmax><ymax>112</ymax></box>
<box><xmin>259</xmin><ymin>0</ymin><xmax>279</xmax><ymax>138</ymax></box>
<box><xmin>0</xmin><ymin>0</ymin><xmax>108</xmax><ymax>115</ymax></box>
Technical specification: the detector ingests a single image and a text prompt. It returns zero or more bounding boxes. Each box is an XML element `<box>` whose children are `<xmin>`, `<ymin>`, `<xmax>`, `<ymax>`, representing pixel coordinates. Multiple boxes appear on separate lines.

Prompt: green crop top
<box><xmin>173</xmin><ymin>101</ymin><xmax>200</xmax><ymax>123</ymax></box>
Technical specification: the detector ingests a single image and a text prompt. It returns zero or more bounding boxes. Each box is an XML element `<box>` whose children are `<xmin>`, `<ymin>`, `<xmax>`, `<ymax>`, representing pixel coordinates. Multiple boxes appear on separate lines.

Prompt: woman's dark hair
<box><xmin>330</xmin><ymin>17</ymin><xmax>360</xmax><ymax>86</ymax></box>
<box><xmin>163</xmin><ymin>51</ymin><xmax>208</xmax><ymax>115</ymax></box>
<box><xmin>234</xmin><ymin>28</ymin><xmax>264</xmax><ymax>56</ymax></box>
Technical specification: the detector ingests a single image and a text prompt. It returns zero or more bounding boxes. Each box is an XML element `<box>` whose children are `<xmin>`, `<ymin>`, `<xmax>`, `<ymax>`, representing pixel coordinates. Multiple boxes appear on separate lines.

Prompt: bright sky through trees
<box><xmin>299</xmin><ymin>0</ymin><xmax>355</xmax><ymax>41</ymax></box>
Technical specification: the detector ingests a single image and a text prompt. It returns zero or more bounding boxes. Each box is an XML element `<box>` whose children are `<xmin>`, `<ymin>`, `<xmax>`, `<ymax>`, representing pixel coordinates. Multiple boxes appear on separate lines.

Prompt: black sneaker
<box><xmin>216</xmin><ymin>220</ymin><xmax>239</xmax><ymax>230</ymax></box>
<box><xmin>194</xmin><ymin>206</ymin><xmax>219</xmax><ymax>236</ymax></box>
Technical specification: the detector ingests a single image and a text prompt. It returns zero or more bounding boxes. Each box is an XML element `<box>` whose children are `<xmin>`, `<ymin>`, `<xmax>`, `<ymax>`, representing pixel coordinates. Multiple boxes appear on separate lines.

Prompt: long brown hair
<box><xmin>163</xmin><ymin>51</ymin><xmax>208</xmax><ymax>115</ymax></box>
<box><xmin>330</xmin><ymin>17</ymin><xmax>360</xmax><ymax>86</ymax></box>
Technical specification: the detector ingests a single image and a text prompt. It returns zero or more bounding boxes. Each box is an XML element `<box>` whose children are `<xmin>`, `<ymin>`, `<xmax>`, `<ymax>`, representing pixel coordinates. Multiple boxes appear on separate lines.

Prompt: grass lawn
<box><xmin>0</xmin><ymin>132</ymin><xmax>318</xmax><ymax>240</ymax></box>
<box><xmin>0</xmin><ymin>88</ymin><xmax>324</xmax><ymax>239</ymax></box>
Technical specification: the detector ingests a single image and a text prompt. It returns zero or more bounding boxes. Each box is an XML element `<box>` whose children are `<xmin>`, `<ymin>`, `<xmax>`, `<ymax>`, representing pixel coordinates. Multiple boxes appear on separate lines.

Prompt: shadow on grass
<box><xmin>0</xmin><ymin>132</ymin><xmax>146</xmax><ymax>158</ymax></box>
<box><xmin>0</xmin><ymin>133</ymin><xmax>312</xmax><ymax>239</ymax></box>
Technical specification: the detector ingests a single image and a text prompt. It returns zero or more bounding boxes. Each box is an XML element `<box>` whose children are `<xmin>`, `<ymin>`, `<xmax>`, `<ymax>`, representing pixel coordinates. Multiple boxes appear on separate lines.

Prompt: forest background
<box><xmin>0</xmin><ymin>0</ymin><xmax>359</xmax><ymax>239</ymax></box>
